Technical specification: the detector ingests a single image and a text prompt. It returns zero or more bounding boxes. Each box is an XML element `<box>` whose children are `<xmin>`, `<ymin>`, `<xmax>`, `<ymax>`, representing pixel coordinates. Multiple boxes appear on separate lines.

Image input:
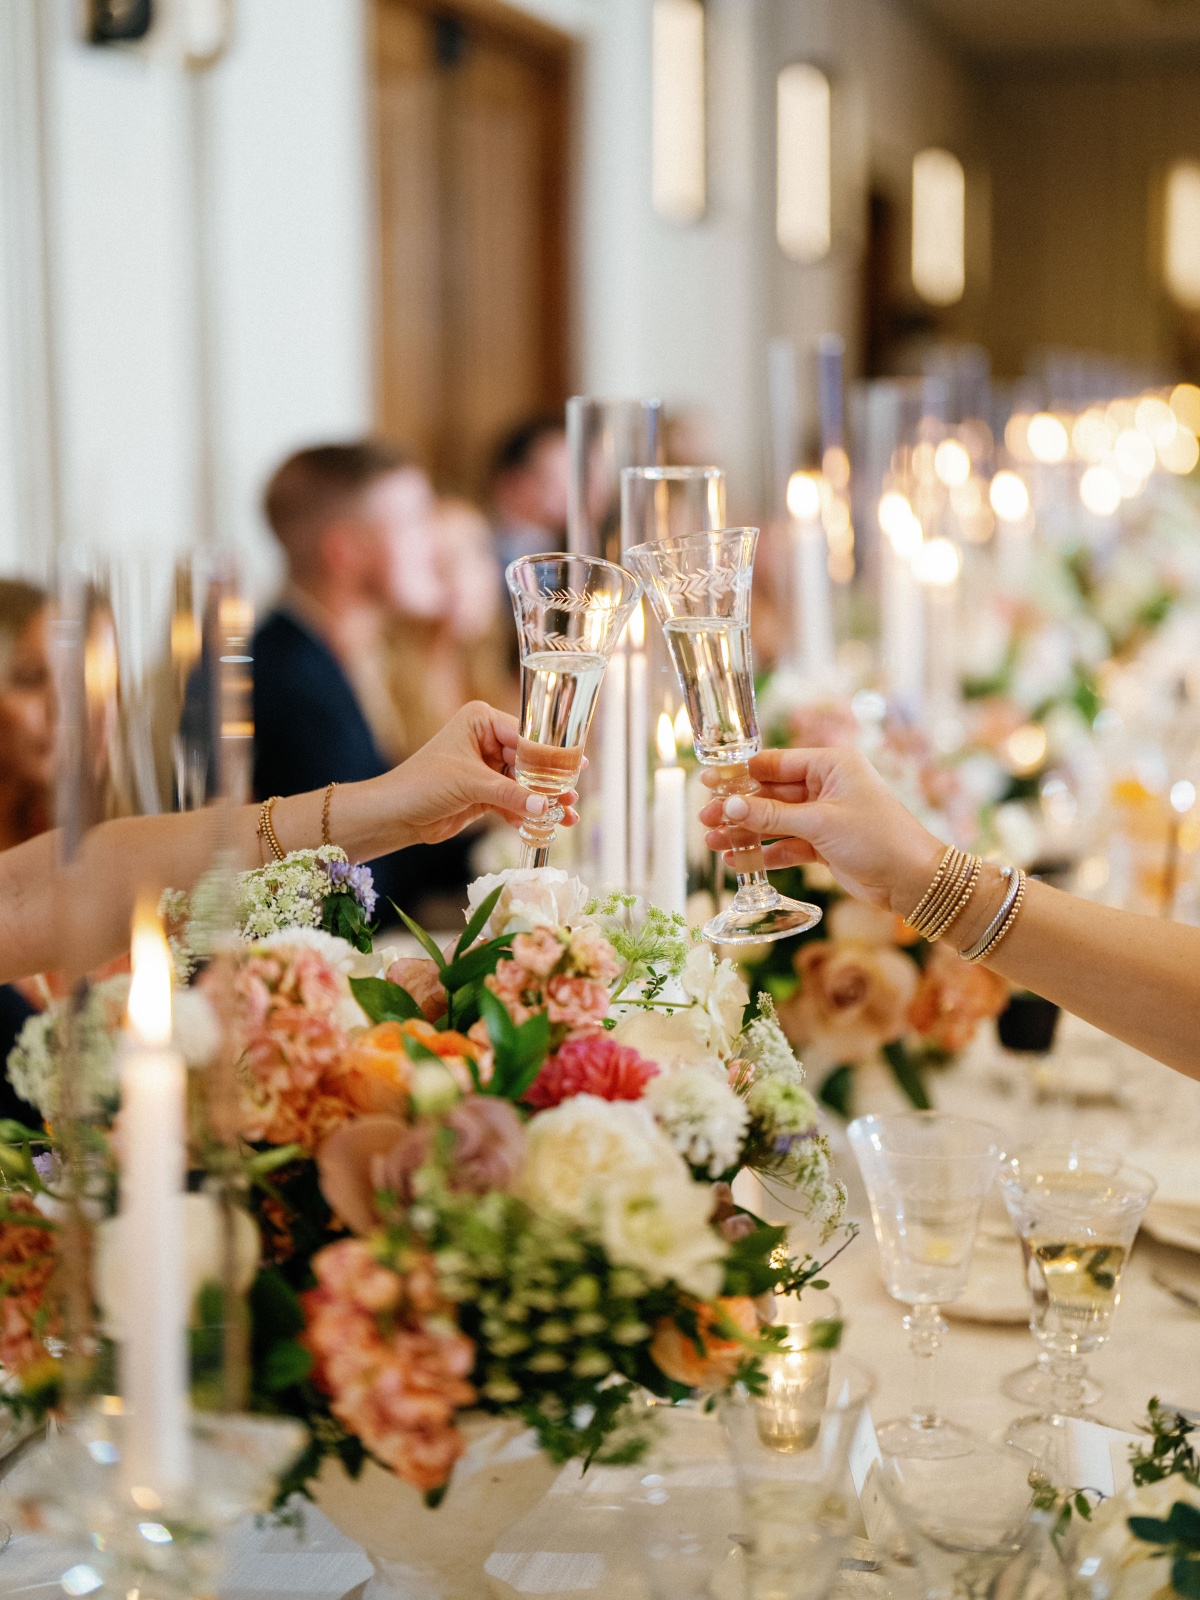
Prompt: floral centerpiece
<box><xmin>0</xmin><ymin>858</ymin><xmax>849</xmax><ymax>1514</ymax></box>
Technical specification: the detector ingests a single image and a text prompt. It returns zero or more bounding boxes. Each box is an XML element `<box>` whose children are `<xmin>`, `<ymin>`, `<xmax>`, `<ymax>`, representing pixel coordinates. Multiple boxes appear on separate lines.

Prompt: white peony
<box><xmin>600</xmin><ymin>1163</ymin><xmax>726</xmax><ymax>1300</ymax></box>
<box><xmin>681</xmin><ymin>946</ymin><xmax>749</xmax><ymax>1057</ymax></box>
<box><xmin>518</xmin><ymin>1095</ymin><xmax>670</xmax><ymax>1227</ymax></box>
<box><xmin>1072</xmin><ymin>1476</ymin><xmax>1200</xmax><ymax>1600</ymax></box>
<box><xmin>95</xmin><ymin>1191</ymin><xmax>261</xmax><ymax>1340</ymax></box>
<box><xmin>254</xmin><ymin>925</ymin><xmax>390</xmax><ymax>979</ymax></box>
<box><xmin>644</xmin><ymin>1063</ymin><xmax>749</xmax><ymax>1177</ymax></box>
<box><xmin>466</xmin><ymin>868</ymin><xmax>589</xmax><ymax>938</ymax></box>
<box><xmin>610</xmin><ymin>1004</ymin><xmax>719</xmax><ymax>1071</ymax></box>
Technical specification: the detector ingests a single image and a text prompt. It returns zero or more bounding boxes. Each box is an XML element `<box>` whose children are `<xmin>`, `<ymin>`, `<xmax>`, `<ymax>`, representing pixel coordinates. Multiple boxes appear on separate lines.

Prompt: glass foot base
<box><xmin>703</xmin><ymin>894</ymin><xmax>822</xmax><ymax>946</ymax></box>
<box><xmin>876</xmin><ymin>1415</ymin><xmax>980</xmax><ymax>1460</ymax></box>
<box><xmin>1002</xmin><ymin>1360</ymin><xmax>1101</xmax><ymax>1410</ymax></box>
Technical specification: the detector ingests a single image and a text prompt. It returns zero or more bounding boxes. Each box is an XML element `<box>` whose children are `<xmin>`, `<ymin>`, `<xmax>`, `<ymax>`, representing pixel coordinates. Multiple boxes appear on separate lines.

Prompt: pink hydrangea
<box><xmin>523</xmin><ymin>1034</ymin><xmax>658</xmax><ymax>1110</ymax></box>
<box><xmin>544</xmin><ymin>975</ymin><xmax>611</xmax><ymax>1030</ymax></box>
<box><xmin>303</xmin><ymin>1238</ymin><xmax>476</xmax><ymax>1494</ymax></box>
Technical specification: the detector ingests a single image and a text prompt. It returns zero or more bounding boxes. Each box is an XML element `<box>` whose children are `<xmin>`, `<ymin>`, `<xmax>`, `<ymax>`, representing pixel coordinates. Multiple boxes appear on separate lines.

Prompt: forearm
<box><xmin>0</xmin><ymin>775</ymin><xmax>420</xmax><ymax>983</ymax></box>
<box><xmin>912</xmin><ymin>865</ymin><xmax>1200</xmax><ymax>1080</ymax></box>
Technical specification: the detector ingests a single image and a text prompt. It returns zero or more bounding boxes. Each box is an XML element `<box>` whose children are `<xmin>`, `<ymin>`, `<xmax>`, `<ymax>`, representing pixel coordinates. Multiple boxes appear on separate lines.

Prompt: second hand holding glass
<box><xmin>506</xmin><ymin>554</ymin><xmax>642</xmax><ymax>869</ymax></box>
<box><xmin>628</xmin><ymin>528</ymin><xmax>821</xmax><ymax>944</ymax></box>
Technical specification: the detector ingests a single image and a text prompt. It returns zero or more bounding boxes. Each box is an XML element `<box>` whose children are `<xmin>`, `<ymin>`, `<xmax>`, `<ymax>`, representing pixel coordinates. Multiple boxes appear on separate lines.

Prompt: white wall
<box><xmin>0</xmin><ymin>0</ymin><xmax>372</xmax><ymax>599</ymax></box>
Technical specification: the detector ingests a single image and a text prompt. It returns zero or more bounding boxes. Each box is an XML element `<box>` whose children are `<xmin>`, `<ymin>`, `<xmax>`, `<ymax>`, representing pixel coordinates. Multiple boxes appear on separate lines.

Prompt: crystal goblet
<box><xmin>998</xmin><ymin>1143</ymin><xmax>1156</xmax><ymax>1477</ymax></box>
<box><xmin>506</xmin><ymin>553</ymin><xmax>642</xmax><ymax>869</ymax></box>
<box><xmin>848</xmin><ymin>1112</ymin><xmax>1004</xmax><ymax>1458</ymax></box>
<box><xmin>626</xmin><ymin>528</ymin><xmax>822</xmax><ymax>944</ymax></box>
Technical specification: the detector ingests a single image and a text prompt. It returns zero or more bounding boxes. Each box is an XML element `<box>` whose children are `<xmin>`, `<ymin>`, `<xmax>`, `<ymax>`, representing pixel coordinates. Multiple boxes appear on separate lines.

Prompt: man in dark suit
<box><xmin>253</xmin><ymin>441</ymin><xmax>471</xmax><ymax>921</ymax></box>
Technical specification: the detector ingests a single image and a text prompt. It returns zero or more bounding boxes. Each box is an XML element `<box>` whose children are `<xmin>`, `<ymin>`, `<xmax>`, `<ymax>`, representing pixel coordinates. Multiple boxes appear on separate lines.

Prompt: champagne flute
<box><xmin>626</xmin><ymin>527</ymin><xmax>821</xmax><ymax>944</ymax></box>
<box><xmin>506</xmin><ymin>553</ymin><xmax>642</xmax><ymax>868</ymax></box>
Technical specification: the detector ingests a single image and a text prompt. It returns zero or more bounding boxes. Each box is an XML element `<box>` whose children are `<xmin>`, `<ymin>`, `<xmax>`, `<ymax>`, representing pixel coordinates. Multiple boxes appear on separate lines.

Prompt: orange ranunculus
<box><xmin>907</xmin><ymin>943</ymin><xmax>1008</xmax><ymax>1054</ymax></box>
<box><xmin>650</xmin><ymin>1297</ymin><xmax>759</xmax><ymax>1389</ymax></box>
<box><xmin>333</xmin><ymin>1019</ymin><xmax>485</xmax><ymax>1115</ymax></box>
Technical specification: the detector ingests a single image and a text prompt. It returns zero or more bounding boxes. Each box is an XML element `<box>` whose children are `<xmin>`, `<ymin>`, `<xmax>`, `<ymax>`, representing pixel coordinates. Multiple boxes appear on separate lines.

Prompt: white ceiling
<box><xmin>906</xmin><ymin>0</ymin><xmax>1200</xmax><ymax>58</ymax></box>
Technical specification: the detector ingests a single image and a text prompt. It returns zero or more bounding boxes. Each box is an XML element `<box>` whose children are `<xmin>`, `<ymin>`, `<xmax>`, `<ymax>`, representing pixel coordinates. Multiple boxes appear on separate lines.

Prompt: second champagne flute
<box><xmin>627</xmin><ymin>527</ymin><xmax>821</xmax><ymax>944</ymax></box>
<box><xmin>506</xmin><ymin>553</ymin><xmax>642</xmax><ymax>868</ymax></box>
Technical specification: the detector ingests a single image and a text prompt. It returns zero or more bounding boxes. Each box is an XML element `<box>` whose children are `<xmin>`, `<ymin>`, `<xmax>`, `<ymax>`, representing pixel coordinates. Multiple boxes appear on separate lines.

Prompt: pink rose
<box><xmin>511</xmin><ymin>927</ymin><xmax>564</xmax><ymax>978</ymax></box>
<box><xmin>444</xmin><ymin>1096</ymin><xmax>527</xmax><ymax>1193</ymax></box>
<box><xmin>385</xmin><ymin>958</ymin><xmax>447</xmax><ymax>1022</ymax></box>
<box><xmin>523</xmin><ymin>1034</ymin><xmax>657</xmax><ymax>1110</ymax></box>
<box><xmin>545</xmin><ymin>974</ymin><xmax>610</xmax><ymax>1030</ymax></box>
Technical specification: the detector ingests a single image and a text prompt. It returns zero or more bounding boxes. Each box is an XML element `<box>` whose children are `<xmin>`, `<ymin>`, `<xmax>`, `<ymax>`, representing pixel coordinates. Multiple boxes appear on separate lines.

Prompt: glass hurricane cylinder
<box><xmin>848</xmin><ymin>1112</ymin><xmax>1003</xmax><ymax>1458</ymax></box>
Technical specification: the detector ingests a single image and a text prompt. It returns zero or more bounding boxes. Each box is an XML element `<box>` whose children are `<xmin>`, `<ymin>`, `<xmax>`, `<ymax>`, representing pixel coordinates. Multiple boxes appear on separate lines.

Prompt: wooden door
<box><xmin>373</xmin><ymin>0</ymin><xmax>571</xmax><ymax>494</ymax></box>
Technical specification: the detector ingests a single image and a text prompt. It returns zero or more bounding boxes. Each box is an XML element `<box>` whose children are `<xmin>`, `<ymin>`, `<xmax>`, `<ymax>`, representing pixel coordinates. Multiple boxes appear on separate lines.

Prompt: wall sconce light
<box><xmin>912</xmin><ymin>148</ymin><xmax>965</xmax><ymax>306</ymax></box>
<box><xmin>652</xmin><ymin>0</ymin><xmax>706</xmax><ymax>225</ymax></box>
<box><xmin>776</xmin><ymin>63</ymin><xmax>831</xmax><ymax>264</ymax></box>
<box><xmin>1165</xmin><ymin>161</ymin><xmax>1200</xmax><ymax>310</ymax></box>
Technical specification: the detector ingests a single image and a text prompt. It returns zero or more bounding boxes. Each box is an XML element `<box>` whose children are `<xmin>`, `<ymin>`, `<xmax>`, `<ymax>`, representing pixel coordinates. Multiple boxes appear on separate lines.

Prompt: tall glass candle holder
<box><xmin>507</xmin><ymin>553</ymin><xmax>641</xmax><ymax>868</ymax></box>
<box><xmin>627</xmin><ymin>528</ymin><xmax>821</xmax><ymax>944</ymax></box>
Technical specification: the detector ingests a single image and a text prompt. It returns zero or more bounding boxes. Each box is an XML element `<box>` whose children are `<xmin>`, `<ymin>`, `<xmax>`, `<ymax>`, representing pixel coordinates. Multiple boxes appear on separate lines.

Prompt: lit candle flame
<box><xmin>786</xmin><ymin>470</ymin><xmax>822</xmax><ymax>521</ymax></box>
<box><xmin>128</xmin><ymin>903</ymin><xmax>173</xmax><ymax>1047</ymax></box>
<box><xmin>629</xmin><ymin>599</ymin><xmax>646</xmax><ymax>651</ymax></box>
<box><xmin>656</xmin><ymin>712</ymin><xmax>677</xmax><ymax>766</ymax></box>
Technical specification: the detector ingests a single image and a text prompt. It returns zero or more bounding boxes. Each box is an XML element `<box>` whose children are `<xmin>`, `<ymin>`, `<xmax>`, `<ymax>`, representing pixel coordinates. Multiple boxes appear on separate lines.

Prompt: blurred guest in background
<box><xmin>488</xmin><ymin>414</ymin><xmax>569</xmax><ymax>570</ymax></box>
<box><xmin>0</xmin><ymin>579</ymin><xmax>55</xmax><ymax>1122</ymax></box>
<box><xmin>253</xmin><ymin>441</ymin><xmax>476</xmax><ymax>923</ymax></box>
<box><xmin>374</xmin><ymin>496</ymin><xmax>513</xmax><ymax>765</ymax></box>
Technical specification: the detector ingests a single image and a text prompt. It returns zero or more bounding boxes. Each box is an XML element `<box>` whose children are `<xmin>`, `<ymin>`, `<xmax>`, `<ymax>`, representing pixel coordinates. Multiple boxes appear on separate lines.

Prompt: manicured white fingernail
<box><xmin>723</xmin><ymin>795</ymin><xmax>749</xmax><ymax>821</ymax></box>
<box><xmin>526</xmin><ymin>794</ymin><xmax>547</xmax><ymax>815</ymax></box>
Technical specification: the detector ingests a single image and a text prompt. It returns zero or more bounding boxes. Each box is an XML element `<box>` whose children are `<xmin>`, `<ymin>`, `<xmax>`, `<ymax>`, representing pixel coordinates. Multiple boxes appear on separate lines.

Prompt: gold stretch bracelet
<box><xmin>962</xmin><ymin>867</ymin><xmax>1027</xmax><ymax>963</ymax></box>
<box><xmin>322</xmin><ymin>781</ymin><xmax>339</xmax><ymax>848</ymax></box>
<box><xmin>906</xmin><ymin>847</ymin><xmax>983</xmax><ymax>941</ymax></box>
<box><xmin>258</xmin><ymin>795</ymin><xmax>285</xmax><ymax>862</ymax></box>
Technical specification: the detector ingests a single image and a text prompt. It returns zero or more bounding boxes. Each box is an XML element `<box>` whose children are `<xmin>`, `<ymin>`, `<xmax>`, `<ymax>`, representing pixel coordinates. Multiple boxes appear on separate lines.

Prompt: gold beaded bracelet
<box><xmin>257</xmin><ymin>795</ymin><xmax>285</xmax><ymax>863</ymax></box>
<box><xmin>906</xmin><ymin>847</ymin><xmax>984</xmax><ymax>942</ymax></box>
<box><xmin>322</xmin><ymin>781</ymin><xmax>338</xmax><ymax>848</ymax></box>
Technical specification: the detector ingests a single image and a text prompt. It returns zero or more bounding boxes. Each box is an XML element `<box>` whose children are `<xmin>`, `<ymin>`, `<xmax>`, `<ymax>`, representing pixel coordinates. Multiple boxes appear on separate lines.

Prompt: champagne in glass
<box><xmin>516</xmin><ymin>650</ymin><xmax>607</xmax><ymax>797</ymax></box>
<box><xmin>506</xmin><ymin>555</ymin><xmax>641</xmax><ymax>868</ymax></box>
<box><xmin>628</xmin><ymin>528</ymin><xmax>820</xmax><ymax>944</ymax></box>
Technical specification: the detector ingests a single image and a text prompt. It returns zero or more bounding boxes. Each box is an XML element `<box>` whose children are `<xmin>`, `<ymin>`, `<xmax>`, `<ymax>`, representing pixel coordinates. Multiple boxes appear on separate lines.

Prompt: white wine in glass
<box><xmin>516</xmin><ymin>650</ymin><xmax>607</xmax><ymax>799</ymax></box>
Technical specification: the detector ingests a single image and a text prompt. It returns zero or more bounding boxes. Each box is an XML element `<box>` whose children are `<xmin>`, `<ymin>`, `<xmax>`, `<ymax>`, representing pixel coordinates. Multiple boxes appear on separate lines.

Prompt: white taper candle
<box><xmin>652</xmin><ymin>714</ymin><xmax>687</xmax><ymax>917</ymax></box>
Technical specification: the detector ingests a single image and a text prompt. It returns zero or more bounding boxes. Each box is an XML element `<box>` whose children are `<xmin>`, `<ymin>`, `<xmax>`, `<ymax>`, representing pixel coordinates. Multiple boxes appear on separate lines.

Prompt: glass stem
<box><xmin>518</xmin><ymin>840</ymin><xmax>552</xmax><ymax>869</ymax></box>
<box><xmin>904</xmin><ymin>1303</ymin><xmax>946</xmax><ymax>1431</ymax></box>
<box><xmin>517</xmin><ymin>800</ymin><xmax>563</xmax><ymax>869</ymax></box>
<box><xmin>1048</xmin><ymin>1351</ymin><xmax>1088</xmax><ymax>1418</ymax></box>
<box><xmin>708</xmin><ymin>763</ymin><xmax>774</xmax><ymax>902</ymax></box>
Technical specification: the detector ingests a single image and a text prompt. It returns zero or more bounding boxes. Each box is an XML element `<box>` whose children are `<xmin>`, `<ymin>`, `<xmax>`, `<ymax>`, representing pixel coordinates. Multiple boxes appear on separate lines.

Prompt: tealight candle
<box><xmin>120</xmin><ymin>907</ymin><xmax>190</xmax><ymax>1498</ymax></box>
<box><xmin>755</xmin><ymin>1340</ymin><xmax>832</xmax><ymax>1453</ymax></box>
<box><xmin>652</xmin><ymin>714</ymin><xmax>687</xmax><ymax>917</ymax></box>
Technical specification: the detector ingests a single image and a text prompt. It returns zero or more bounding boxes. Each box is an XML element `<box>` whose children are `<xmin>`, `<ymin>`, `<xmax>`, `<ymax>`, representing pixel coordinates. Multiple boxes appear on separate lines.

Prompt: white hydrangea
<box><xmin>680</xmin><ymin>946</ymin><xmax>749</xmax><ymax>1057</ymax></box>
<box><xmin>738</xmin><ymin>1008</ymin><xmax>803</xmax><ymax>1082</ymax></box>
<box><xmin>644</xmin><ymin>1063</ymin><xmax>749</xmax><ymax>1178</ymax></box>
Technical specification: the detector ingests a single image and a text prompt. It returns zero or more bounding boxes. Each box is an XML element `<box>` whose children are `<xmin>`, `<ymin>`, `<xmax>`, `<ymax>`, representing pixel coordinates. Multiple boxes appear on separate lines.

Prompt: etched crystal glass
<box><xmin>506</xmin><ymin>553</ymin><xmax>642</xmax><ymax>868</ymax></box>
<box><xmin>627</xmin><ymin>528</ymin><xmax>821</xmax><ymax>944</ymax></box>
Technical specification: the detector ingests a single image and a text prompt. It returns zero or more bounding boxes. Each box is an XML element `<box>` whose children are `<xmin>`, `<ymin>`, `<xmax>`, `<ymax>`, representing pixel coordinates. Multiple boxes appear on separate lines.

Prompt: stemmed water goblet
<box><xmin>626</xmin><ymin>528</ymin><xmax>821</xmax><ymax>944</ymax></box>
<box><xmin>998</xmin><ymin>1143</ymin><xmax>1156</xmax><ymax>1477</ymax></box>
<box><xmin>848</xmin><ymin>1112</ymin><xmax>1004</xmax><ymax>1458</ymax></box>
<box><xmin>506</xmin><ymin>553</ymin><xmax>642</xmax><ymax>869</ymax></box>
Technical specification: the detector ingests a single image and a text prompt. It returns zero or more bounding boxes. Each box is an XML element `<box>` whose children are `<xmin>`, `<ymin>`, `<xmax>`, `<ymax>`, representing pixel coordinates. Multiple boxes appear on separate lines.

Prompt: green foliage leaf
<box><xmin>1129</xmin><ymin>1516</ymin><xmax>1181</xmax><ymax>1546</ymax></box>
<box><xmin>882</xmin><ymin>1040</ymin><xmax>932</xmax><ymax>1110</ymax></box>
<box><xmin>322</xmin><ymin>891</ymin><xmax>375</xmax><ymax>953</ymax></box>
<box><xmin>818</xmin><ymin>1064</ymin><xmax>855</xmax><ymax>1119</ymax></box>
<box><xmin>477</xmin><ymin>989</ymin><xmax>551</xmax><ymax>1100</ymax></box>
<box><xmin>249</xmin><ymin>1267</ymin><xmax>306</xmax><ymax>1342</ymax></box>
<box><xmin>805</xmin><ymin>1318</ymin><xmax>844</xmax><ymax>1350</ymax></box>
<box><xmin>1174</xmin><ymin>1555</ymin><xmax>1200</xmax><ymax>1600</ymax></box>
<box><xmin>721</xmin><ymin>1221</ymin><xmax>789</xmax><ymax>1299</ymax></box>
<box><xmin>455</xmin><ymin>884</ymin><xmax>504</xmax><ymax>958</ymax></box>
<box><xmin>440</xmin><ymin>936</ymin><xmax>513</xmax><ymax>994</ymax></box>
<box><xmin>392</xmin><ymin>904</ymin><xmax>448</xmax><ymax>970</ymax></box>
<box><xmin>262</xmin><ymin>1339</ymin><xmax>314</xmax><ymax>1393</ymax></box>
<box><xmin>350</xmin><ymin>976</ymin><xmax>423</xmax><ymax>1024</ymax></box>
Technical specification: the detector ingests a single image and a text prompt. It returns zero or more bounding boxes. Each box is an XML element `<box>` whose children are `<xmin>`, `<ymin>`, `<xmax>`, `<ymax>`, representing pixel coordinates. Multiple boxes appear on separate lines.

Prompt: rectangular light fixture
<box><xmin>1165</xmin><ymin>161</ymin><xmax>1200</xmax><ymax>309</ymax></box>
<box><xmin>652</xmin><ymin>0</ymin><xmax>706</xmax><ymax>225</ymax></box>
<box><xmin>776</xmin><ymin>64</ymin><xmax>831</xmax><ymax>264</ymax></box>
<box><xmin>912</xmin><ymin>148</ymin><xmax>965</xmax><ymax>306</ymax></box>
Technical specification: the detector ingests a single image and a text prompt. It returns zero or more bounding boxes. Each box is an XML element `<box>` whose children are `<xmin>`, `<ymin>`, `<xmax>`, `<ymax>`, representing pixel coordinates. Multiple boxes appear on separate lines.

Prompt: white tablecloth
<box><xmin>4</xmin><ymin>1015</ymin><xmax>1198</xmax><ymax>1599</ymax></box>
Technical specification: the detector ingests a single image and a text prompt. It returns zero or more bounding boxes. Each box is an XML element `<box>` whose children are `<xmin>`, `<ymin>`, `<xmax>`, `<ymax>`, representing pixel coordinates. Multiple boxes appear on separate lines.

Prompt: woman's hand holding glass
<box><xmin>698</xmin><ymin>746</ymin><xmax>942</xmax><ymax>917</ymax></box>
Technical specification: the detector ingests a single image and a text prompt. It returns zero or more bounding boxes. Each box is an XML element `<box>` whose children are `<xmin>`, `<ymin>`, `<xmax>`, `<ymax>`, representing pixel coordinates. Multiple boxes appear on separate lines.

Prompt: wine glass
<box><xmin>626</xmin><ymin>528</ymin><xmax>822</xmax><ymax>945</ymax></box>
<box><xmin>506</xmin><ymin>553</ymin><xmax>642</xmax><ymax>869</ymax></box>
<box><xmin>847</xmin><ymin>1112</ymin><xmax>1004</xmax><ymax>1459</ymax></box>
<box><xmin>998</xmin><ymin>1143</ymin><xmax>1156</xmax><ymax>1477</ymax></box>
